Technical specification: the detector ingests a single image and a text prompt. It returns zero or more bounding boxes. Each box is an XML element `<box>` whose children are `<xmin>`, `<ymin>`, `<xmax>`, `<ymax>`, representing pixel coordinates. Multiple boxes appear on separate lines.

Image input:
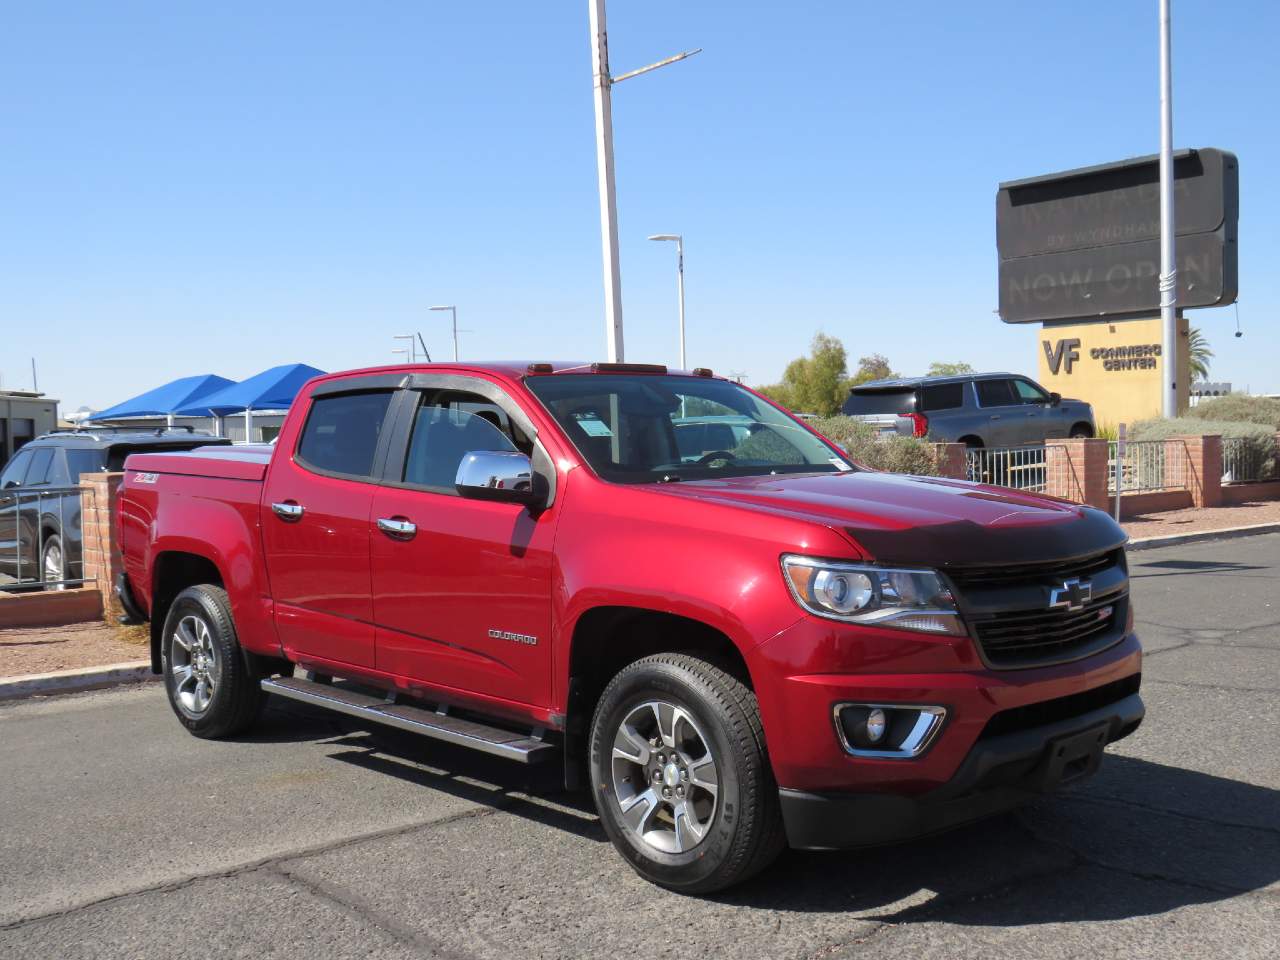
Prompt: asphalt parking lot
<box><xmin>1</xmin><ymin>533</ymin><xmax>1277</xmax><ymax>960</ymax></box>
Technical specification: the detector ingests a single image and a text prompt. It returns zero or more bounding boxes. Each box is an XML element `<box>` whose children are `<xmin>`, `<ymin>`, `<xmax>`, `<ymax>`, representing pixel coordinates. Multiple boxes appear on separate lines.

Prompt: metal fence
<box><xmin>1108</xmin><ymin>440</ymin><xmax>1189</xmax><ymax>494</ymax></box>
<box><xmin>1221</xmin><ymin>436</ymin><xmax>1275</xmax><ymax>484</ymax></box>
<box><xmin>0</xmin><ymin>484</ymin><xmax>93</xmax><ymax>592</ymax></box>
<box><xmin>965</xmin><ymin>445</ymin><xmax>1048</xmax><ymax>492</ymax></box>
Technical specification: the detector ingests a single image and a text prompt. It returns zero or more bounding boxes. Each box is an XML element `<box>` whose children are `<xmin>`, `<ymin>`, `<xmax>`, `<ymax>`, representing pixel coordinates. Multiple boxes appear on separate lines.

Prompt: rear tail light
<box><xmin>906</xmin><ymin>412</ymin><xmax>929</xmax><ymax>438</ymax></box>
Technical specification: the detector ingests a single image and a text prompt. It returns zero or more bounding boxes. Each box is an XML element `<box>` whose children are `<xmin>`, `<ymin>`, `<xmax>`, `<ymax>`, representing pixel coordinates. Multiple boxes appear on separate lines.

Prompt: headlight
<box><xmin>781</xmin><ymin>555</ymin><xmax>965</xmax><ymax>636</ymax></box>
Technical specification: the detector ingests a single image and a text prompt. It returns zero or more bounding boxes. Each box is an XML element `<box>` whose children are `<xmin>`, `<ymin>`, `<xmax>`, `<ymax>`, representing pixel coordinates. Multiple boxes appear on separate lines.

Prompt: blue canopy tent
<box><xmin>174</xmin><ymin>363</ymin><xmax>325</xmax><ymax>442</ymax></box>
<box><xmin>87</xmin><ymin>374</ymin><xmax>236</xmax><ymax>425</ymax></box>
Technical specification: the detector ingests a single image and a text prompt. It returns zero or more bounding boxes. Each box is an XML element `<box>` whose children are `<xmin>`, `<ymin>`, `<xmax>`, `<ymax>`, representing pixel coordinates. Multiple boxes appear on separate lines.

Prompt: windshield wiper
<box><xmin>656</xmin><ymin>472</ymin><xmax>682</xmax><ymax>483</ymax></box>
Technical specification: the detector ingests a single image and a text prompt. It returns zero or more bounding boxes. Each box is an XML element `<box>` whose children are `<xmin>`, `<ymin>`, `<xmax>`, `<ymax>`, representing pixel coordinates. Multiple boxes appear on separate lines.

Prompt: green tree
<box><xmin>848</xmin><ymin>353</ymin><xmax>895</xmax><ymax>387</ymax></box>
<box><xmin>757</xmin><ymin>332</ymin><xmax>849</xmax><ymax>416</ymax></box>
<box><xmin>1188</xmin><ymin>327</ymin><xmax>1213</xmax><ymax>381</ymax></box>
<box><xmin>926</xmin><ymin>361</ymin><xmax>975</xmax><ymax>377</ymax></box>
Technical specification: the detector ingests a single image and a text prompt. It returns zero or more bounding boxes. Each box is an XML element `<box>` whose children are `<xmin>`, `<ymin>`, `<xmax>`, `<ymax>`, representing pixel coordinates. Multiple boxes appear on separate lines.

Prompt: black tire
<box><xmin>40</xmin><ymin>534</ymin><xmax>65</xmax><ymax>590</ymax></box>
<box><xmin>1069</xmin><ymin>425</ymin><xmax>1094</xmax><ymax>439</ymax></box>
<box><xmin>161</xmin><ymin>584</ymin><xmax>264</xmax><ymax>739</ymax></box>
<box><xmin>588</xmin><ymin>653</ymin><xmax>785</xmax><ymax>894</ymax></box>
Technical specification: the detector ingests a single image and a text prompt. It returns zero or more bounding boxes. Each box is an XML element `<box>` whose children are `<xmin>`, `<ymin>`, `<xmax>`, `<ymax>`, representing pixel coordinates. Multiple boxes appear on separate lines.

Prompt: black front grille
<box><xmin>973</xmin><ymin>596</ymin><xmax>1123</xmax><ymax>667</ymax></box>
<box><xmin>946</xmin><ymin>549</ymin><xmax>1122</xmax><ymax>592</ymax></box>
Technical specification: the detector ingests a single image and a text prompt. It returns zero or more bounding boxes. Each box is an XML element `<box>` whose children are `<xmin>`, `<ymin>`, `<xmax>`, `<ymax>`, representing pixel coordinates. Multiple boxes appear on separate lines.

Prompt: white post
<box><xmin>675</xmin><ymin>236</ymin><xmax>686</xmax><ymax>369</ymax></box>
<box><xmin>589</xmin><ymin>0</ymin><xmax>625</xmax><ymax>362</ymax></box>
<box><xmin>244</xmin><ymin>408</ymin><xmax>252</xmax><ymax>444</ymax></box>
<box><xmin>428</xmin><ymin>308</ymin><xmax>459</xmax><ymax>362</ymax></box>
<box><xmin>1158</xmin><ymin>0</ymin><xmax>1178</xmax><ymax>418</ymax></box>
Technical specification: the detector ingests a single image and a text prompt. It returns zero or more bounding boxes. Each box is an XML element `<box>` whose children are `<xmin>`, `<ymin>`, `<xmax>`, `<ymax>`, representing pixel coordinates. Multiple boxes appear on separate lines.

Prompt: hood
<box><xmin>652</xmin><ymin>471</ymin><xmax>1125</xmax><ymax>568</ymax></box>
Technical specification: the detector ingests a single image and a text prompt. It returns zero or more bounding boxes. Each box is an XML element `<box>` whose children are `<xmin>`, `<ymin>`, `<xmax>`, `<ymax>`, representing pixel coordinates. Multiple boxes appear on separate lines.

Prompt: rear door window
<box><xmin>975</xmin><ymin>379</ymin><xmax>1017</xmax><ymax>408</ymax></box>
<box><xmin>918</xmin><ymin>383</ymin><xmax>965</xmax><ymax>411</ymax></box>
<box><xmin>65</xmin><ymin>449</ymin><xmax>107</xmax><ymax>482</ymax></box>
<box><xmin>296</xmin><ymin>392</ymin><xmax>395</xmax><ymax>480</ymax></box>
<box><xmin>843</xmin><ymin>390</ymin><xmax>917</xmax><ymax>416</ymax></box>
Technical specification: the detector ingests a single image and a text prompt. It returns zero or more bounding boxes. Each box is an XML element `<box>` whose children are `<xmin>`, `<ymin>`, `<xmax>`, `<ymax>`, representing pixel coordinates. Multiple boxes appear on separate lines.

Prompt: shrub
<box><xmin>810</xmin><ymin>416</ymin><xmax>941</xmax><ymax>476</ymax></box>
<box><xmin>1129</xmin><ymin>417</ymin><xmax>1276</xmax><ymax>480</ymax></box>
<box><xmin>1187</xmin><ymin>394</ymin><xmax>1280</xmax><ymax>430</ymax></box>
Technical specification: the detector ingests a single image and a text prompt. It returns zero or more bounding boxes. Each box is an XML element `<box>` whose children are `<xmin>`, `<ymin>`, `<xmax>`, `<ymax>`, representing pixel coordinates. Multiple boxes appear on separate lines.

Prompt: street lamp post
<box><xmin>393</xmin><ymin>334</ymin><xmax>417</xmax><ymax>363</ymax></box>
<box><xmin>430</xmin><ymin>305</ymin><xmax>459</xmax><ymax>361</ymax></box>
<box><xmin>1157</xmin><ymin>0</ymin><xmax>1178</xmax><ymax>418</ymax></box>
<box><xmin>648</xmin><ymin>234</ymin><xmax>686</xmax><ymax>369</ymax></box>
<box><xmin>586</xmin><ymin>0</ymin><xmax>701</xmax><ymax>362</ymax></box>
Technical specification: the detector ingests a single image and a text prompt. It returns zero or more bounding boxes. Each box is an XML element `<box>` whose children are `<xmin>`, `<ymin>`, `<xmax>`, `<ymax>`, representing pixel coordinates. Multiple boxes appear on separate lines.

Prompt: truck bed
<box><xmin>124</xmin><ymin>444</ymin><xmax>273</xmax><ymax>482</ymax></box>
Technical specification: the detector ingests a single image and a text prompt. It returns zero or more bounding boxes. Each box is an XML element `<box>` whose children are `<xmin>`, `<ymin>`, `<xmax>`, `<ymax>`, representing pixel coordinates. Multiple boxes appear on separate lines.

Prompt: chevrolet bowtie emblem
<box><xmin>1049</xmin><ymin>577</ymin><xmax>1093</xmax><ymax>612</ymax></box>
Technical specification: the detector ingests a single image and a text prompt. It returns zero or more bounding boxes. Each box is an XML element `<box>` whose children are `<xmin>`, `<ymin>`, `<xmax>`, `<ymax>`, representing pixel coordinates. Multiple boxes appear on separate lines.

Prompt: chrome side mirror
<box><xmin>455</xmin><ymin>450</ymin><xmax>541</xmax><ymax>505</ymax></box>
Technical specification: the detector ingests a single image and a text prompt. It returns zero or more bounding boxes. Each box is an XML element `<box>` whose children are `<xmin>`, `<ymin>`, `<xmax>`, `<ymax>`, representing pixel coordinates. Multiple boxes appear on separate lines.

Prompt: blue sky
<box><xmin>2</xmin><ymin>1</ymin><xmax>1277</xmax><ymax>412</ymax></box>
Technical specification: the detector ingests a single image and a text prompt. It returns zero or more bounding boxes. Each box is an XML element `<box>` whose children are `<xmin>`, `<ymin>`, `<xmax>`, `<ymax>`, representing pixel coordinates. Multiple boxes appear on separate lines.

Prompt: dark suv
<box><xmin>0</xmin><ymin>428</ymin><xmax>230</xmax><ymax>589</ymax></box>
<box><xmin>842</xmin><ymin>373</ymin><xmax>1095</xmax><ymax>448</ymax></box>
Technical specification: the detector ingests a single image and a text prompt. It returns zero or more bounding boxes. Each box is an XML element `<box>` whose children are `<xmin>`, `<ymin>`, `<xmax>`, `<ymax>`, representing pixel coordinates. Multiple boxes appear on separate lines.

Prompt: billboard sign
<box><xmin>997</xmin><ymin>148</ymin><xmax>1238</xmax><ymax>324</ymax></box>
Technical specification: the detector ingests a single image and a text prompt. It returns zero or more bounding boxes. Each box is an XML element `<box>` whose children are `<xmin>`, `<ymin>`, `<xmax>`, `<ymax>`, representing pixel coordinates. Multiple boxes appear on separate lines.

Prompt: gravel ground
<box><xmin>1123</xmin><ymin>496</ymin><xmax>1280</xmax><ymax>540</ymax></box>
<box><xmin>0</xmin><ymin>621</ymin><xmax>148</xmax><ymax>678</ymax></box>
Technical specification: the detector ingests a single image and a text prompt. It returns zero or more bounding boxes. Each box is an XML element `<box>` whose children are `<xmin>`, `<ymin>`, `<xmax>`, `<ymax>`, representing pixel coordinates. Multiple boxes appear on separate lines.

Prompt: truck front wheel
<box><xmin>161</xmin><ymin>584</ymin><xmax>264</xmax><ymax>739</ymax></box>
<box><xmin>588</xmin><ymin>653</ymin><xmax>785</xmax><ymax>893</ymax></box>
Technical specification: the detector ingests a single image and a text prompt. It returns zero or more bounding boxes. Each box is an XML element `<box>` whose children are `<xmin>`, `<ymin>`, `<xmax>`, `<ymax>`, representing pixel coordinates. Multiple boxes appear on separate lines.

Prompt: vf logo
<box><xmin>1043</xmin><ymin>338</ymin><xmax>1081</xmax><ymax>375</ymax></box>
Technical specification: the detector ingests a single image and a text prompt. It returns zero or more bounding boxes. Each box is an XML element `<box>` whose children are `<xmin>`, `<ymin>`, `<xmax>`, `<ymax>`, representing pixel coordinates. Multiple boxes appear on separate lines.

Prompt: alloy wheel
<box><xmin>610</xmin><ymin>700</ymin><xmax>719</xmax><ymax>854</ymax></box>
<box><xmin>42</xmin><ymin>542</ymin><xmax>66</xmax><ymax>591</ymax></box>
<box><xmin>170</xmin><ymin>615</ymin><xmax>220</xmax><ymax>715</ymax></box>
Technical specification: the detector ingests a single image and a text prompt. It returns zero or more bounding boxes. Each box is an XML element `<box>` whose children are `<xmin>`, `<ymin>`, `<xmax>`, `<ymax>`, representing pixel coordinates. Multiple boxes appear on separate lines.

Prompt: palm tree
<box><xmin>1188</xmin><ymin>326</ymin><xmax>1213</xmax><ymax>381</ymax></box>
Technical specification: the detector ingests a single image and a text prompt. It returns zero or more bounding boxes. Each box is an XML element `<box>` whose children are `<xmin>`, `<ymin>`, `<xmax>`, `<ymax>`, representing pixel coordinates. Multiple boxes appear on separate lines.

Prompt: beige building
<box><xmin>1036</xmin><ymin>315</ymin><xmax>1190</xmax><ymax>430</ymax></box>
<box><xmin>1</xmin><ymin>390</ymin><xmax>59</xmax><ymax>471</ymax></box>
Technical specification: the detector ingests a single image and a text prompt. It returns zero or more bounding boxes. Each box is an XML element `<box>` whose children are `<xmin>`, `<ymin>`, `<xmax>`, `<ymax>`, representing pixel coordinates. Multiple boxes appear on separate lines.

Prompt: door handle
<box><xmin>989</xmin><ymin>415</ymin><xmax>1001</xmax><ymax>420</ymax></box>
<box><xmin>377</xmin><ymin>517</ymin><xmax>417</xmax><ymax>540</ymax></box>
<box><xmin>271</xmin><ymin>501</ymin><xmax>304</xmax><ymax>521</ymax></box>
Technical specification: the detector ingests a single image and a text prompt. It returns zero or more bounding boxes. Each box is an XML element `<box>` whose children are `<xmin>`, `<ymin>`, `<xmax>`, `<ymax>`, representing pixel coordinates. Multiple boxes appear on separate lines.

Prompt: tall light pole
<box><xmin>587</xmin><ymin>0</ymin><xmax>700</xmax><ymax>362</ymax></box>
<box><xmin>393</xmin><ymin>334</ymin><xmax>417</xmax><ymax>363</ymax></box>
<box><xmin>1158</xmin><ymin>0</ymin><xmax>1178</xmax><ymax>418</ymax></box>
<box><xmin>648</xmin><ymin>234</ymin><xmax>686</xmax><ymax>369</ymax></box>
<box><xmin>430</xmin><ymin>305</ymin><xmax>459</xmax><ymax>361</ymax></box>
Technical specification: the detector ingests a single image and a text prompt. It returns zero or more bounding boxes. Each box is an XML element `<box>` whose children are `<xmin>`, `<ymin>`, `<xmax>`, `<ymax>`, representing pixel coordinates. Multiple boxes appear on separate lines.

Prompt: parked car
<box><xmin>842</xmin><ymin>373</ymin><xmax>1096</xmax><ymax>448</ymax></box>
<box><xmin>117</xmin><ymin>361</ymin><xmax>1141</xmax><ymax>893</ymax></box>
<box><xmin>0</xmin><ymin>427</ymin><xmax>229</xmax><ymax>589</ymax></box>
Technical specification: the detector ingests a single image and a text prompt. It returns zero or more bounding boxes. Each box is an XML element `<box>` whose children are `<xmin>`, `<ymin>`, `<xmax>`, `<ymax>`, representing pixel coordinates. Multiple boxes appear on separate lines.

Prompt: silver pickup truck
<box><xmin>841</xmin><ymin>373</ymin><xmax>1095</xmax><ymax>448</ymax></box>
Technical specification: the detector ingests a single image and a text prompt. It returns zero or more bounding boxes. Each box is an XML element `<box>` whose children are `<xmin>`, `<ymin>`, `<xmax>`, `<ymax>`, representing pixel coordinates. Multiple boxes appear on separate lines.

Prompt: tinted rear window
<box><xmin>65</xmin><ymin>449</ymin><xmax>108</xmax><ymax>483</ymax></box>
<box><xmin>296</xmin><ymin>392</ymin><xmax>394</xmax><ymax>479</ymax></box>
<box><xmin>976</xmin><ymin>379</ymin><xmax>1017</xmax><ymax>407</ymax></box>
<box><xmin>843</xmin><ymin>389</ymin><xmax>916</xmax><ymax>416</ymax></box>
<box><xmin>919</xmin><ymin>383</ymin><xmax>965</xmax><ymax>411</ymax></box>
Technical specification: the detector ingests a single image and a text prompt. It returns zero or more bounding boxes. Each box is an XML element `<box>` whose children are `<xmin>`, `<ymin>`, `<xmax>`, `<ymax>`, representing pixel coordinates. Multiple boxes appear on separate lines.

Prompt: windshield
<box><xmin>524</xmin><ymin>374</ymin><xmax>849</xmax><ymax>483</ymax></box>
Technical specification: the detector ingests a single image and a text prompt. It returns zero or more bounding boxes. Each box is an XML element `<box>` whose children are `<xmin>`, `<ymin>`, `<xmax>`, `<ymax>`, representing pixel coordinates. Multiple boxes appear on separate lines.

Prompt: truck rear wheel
<box><xmin>161</xmin><ymin>584</ymin><xmax>263</xmax><ymax>739</ymax></box>
<box><xmin>588</xmin><ymin>653</ymin><xmax>785</xmax><ymax>894</ymax></box>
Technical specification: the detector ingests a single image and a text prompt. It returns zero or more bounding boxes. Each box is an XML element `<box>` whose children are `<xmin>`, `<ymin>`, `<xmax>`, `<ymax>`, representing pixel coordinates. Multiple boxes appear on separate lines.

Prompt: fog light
<box><xmin>865</xmin><ymin>708</ymin><xmax>887</xmax><ymax>743</ymax></box>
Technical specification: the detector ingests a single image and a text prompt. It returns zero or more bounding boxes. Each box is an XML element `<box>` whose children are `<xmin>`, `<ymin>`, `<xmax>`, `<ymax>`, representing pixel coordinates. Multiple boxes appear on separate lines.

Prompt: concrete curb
<box><xmin>1127</xmin><ymin>521</ymin><xmax>1280</xmax><ymax>552</ymax></box>
<box><xmin>0</xmin><ymin>661</ymin><xmax>157</xmax><ymax>702</ymax></box>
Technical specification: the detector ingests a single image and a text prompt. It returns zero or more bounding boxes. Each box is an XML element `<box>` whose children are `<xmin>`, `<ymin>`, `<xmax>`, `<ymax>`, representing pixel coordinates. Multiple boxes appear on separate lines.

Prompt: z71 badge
<box><xmin>134</xmin><ymin>473</ymin><xmax>159</xmax><ymax>484</ymax></box>
<box><xmin>488</xmin><ymin>628</ymin><xmax>538</xmax><ymax>646</ymax></box>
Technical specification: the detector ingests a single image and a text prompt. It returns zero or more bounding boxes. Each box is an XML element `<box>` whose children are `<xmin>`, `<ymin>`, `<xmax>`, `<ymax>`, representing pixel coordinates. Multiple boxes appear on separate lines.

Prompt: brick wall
<box><xmin>1176</xmin><ymin>434</ymin><xmax>1222</xmax><ymax>508</ymax></box>
<box><xmin>80</xmin><ymin>472</ymin><xmax>125</xmax><ymax>619</ymax></box>
<box><xmin>932</xmin><ymin>443</ymin><xmax>968</xmax><ymax>480</ymax></box>
<box><xmin>1045</xmin><ymin>438</ymin><xmax>1110</xmax><ymax>511</ymax></box>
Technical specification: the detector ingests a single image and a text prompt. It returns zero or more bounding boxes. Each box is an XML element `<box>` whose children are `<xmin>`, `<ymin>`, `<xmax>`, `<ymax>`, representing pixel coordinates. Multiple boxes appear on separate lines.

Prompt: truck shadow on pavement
<box><xmin>249</xmin><ymin>701</ymin><xmax>1279</xmax><ymax>924</ymax></box>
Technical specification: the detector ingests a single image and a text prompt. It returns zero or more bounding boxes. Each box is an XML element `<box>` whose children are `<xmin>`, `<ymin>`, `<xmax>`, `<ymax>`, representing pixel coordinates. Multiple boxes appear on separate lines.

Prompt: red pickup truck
<box><xmin>117</xmin><ymin>361</ymin><xmax>1143</xmax><ymax>893</ymax></box>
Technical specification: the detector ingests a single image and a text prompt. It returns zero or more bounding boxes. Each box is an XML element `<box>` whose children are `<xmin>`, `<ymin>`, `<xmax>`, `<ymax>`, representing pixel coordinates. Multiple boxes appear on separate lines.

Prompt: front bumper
<box><xmin>779</xmin><ymin>690</ymin><xmax>1144</xmax><ymax>849</ymax></box>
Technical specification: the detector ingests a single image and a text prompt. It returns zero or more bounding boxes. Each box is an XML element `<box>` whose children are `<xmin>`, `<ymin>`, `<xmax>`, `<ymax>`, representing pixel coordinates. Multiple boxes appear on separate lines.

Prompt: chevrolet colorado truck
<box><xmin>116</xmin><ymin>361</ymin><xmax>1143</xmax><ymax>893</ymax></box>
